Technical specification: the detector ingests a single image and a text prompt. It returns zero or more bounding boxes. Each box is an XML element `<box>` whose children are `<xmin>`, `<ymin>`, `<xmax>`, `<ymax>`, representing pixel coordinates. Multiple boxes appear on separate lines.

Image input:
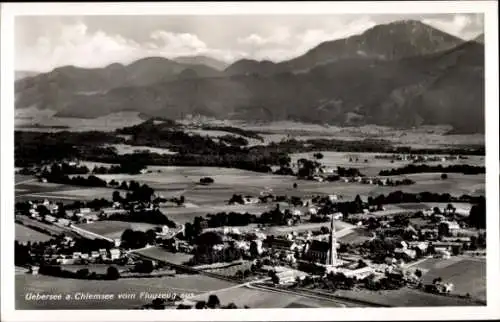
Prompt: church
<box><xmin>304</xmin><ymin>214</ymin><xmax>342</xmax><ymax>268</ymax></box>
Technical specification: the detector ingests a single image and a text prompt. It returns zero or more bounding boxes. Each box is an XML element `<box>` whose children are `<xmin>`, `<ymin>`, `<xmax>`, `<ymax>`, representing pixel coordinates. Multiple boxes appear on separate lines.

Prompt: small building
<box><xmin>385</xmin><ymin>257</ymin><xmax>397</xmax><ymax>265</ymax></box>
<box><xmin>90</xmin><ymin>251</ymin><xmax>100</xmax><ymax>259</ymax></box>
<box><xmin>336</xmin><ymin>266</ymin><xmax>375</xmax><ymax>280</ymax></box>
<box><xmin>330</xmin><ymin>212</ymin><xmax>343</xmax><ymax>220</ymax></box>
<box><xmin>79</xmin><ymin>208</ymin><xmax>91</xmax><ymax>214</ymax></box>
<box><xmin>109</xmin><ymin>249</ymin><xmax>121</xmax><ymax>260</ymax></box>
<box><xmin>435</xmin><ymin>248</ymin><xmax>451</xmax><ymax>259</ymax></box>
<box><xmin>44</xmin><ymin>215</ymin><xmax>56</xmax><ymax>223</ymax></box>
<box><xmin>57</xmin><ymin>218</ymin><xmax>71</xmax><ymax>226</ymax></box>
<box><xmin>395</xmin><ymin>248</ymin><xmax>417</xmax><ymax>261</ymax></box>
<box><xmin>264</xmin><ymin>237</ymin><xmax>299</xmax><ymax>253</ymax></box>
<box><xmin>72</xmin><ymin>252</ymin><xmax>82</xmax><ymax>259</ymax></box>
<box><xmin>29</xmin><ymin>265</ymin><xmax>40</xmax><ymax>275</ymax></box>
<box><xmin>442</xmin><ymin>221</ymin><xmax>461</xmax><ymax>236</ymax></box>
<box><xmin>212</xmin><ymin>244</ymin><xmax>225</xmax><ymax>251</ymax></box>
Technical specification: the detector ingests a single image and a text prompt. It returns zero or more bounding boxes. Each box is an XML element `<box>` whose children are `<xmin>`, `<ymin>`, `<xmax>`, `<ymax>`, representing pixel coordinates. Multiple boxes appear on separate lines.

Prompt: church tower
<box><xmin>326</xmin><ymin>214</ymin><xmax>338</xmax><ymax>267</ymax></box>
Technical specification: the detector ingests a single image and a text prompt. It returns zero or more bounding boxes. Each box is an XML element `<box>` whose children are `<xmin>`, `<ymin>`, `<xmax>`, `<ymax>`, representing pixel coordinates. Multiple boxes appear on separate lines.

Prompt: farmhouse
<box><xmin>29</xmin><ymin>265</ymin><xmax>40</xmax><ymax>275</ymax></box>
<box><xmin>442</xmin><ymin>221</ymin><xmax>461</xmax><ymax>236</ymax></box>
<box><xmin>109</xmin><ymin>249</ymin><xmax>121</xmax><ymax>260</ymax></box>
<box><xmin>394</xmin><ymin>248</ymin><xmax>417</xmax><ymax>261</ymax></box>
<box><xmin>57</xmin><ymin>218</ymin><xmax>71</xmax><ymax>226</ymax></box>
<box><xmin>44</xmin><ymin>215</ymin><xmax>56</xmax><ymax>223</ymax></box>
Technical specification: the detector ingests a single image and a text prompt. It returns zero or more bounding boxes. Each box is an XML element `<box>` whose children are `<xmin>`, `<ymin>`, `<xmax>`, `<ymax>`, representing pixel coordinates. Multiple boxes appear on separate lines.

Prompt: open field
<box><xmin>93</xmin><ymin>164</ymin><xmax>484</xmax><ymax>205</ymax></box>
<box><xmin>236</xmin><ymin>121</ymin><xmax>485</xmax><ymax>149</ymax></box>
<box><xmin>290</xmin><ymin>151</ymin><xmax>484</xmax><ymax>177</ymax></box>
<box><xmin>15</xmin><ymin>223</ymin><xmax>52</xmax><ymax>243</ymax></box>
<box><xmin>332</xmin><ymin>286</ymin><xmax>484</xmax><ymax>307</ymax></box>
<box><xmin>415</xmin><ymin>257</ymin><xmax>486</xmax><ymax>301</ymax></box>
<box><xmin>15</xmin><ymin>273</ymin><xmax>234</xmax><ymax>309</ymax></box>
<box><xmin>133</xmin><ymin>246</ymin><xmax>193</xmax><ymax>265</ymax></box>
<box><xmin>15</xmin><ymin>110</ymin><xmax>145</xmax><ymax>132</ymax></box>
<box><xmin>105</xmin><ymin>144</ymin><xmax>177</xmax><ymax>155</ymax></box>
<box><xmin>15</xmin><ymin>216</ymin><xmax>77</xmax><ymax>238</ymax></box>
<box><xmin>338</xmin><ymin>228</ymin><xmax>374</xmax><ymax>244</ymax></box>
<box><xmin>16</xmin><ymin>183</ymin><xmax>118</xmax><ymax>202</ymax></box>
<box><xmin>189</xmin><ymin>285</ymin><xmax>345</xmax><ymax>308</ymax></box>
<box><xmin>75</xmin><ymin>221</ymin><xmax>158</xmax><ymax>239</ymax></box>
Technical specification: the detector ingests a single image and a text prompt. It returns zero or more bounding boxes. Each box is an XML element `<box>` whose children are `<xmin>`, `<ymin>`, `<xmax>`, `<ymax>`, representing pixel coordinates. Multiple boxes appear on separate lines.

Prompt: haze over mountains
<box><xmin>15</xmin><ymin>20</ymin><xmax>485</xmax><ymax>133</ymax></box>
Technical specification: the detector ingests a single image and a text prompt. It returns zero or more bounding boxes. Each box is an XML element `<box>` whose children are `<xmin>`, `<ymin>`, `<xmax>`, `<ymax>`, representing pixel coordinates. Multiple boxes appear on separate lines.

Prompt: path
<box><xmin>15</xmin><ymin>178</ymin><xmax>37</xmax><ymax>186</ymax></box>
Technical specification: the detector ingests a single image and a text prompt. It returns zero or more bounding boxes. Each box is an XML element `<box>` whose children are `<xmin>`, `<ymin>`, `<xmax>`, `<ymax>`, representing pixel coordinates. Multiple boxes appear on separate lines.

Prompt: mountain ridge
<box><xmin>14</xmin><ymin>20</ymin><xmax>484</xmax><ymax>134</ymax></box>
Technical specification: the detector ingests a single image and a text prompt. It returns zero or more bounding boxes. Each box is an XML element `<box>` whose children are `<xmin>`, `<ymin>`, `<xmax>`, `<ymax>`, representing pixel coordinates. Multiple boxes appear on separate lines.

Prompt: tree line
<box><xmin>379</xmin><ymin>164</ymin><xmax>485</xmax><ymax>176</ymax></box>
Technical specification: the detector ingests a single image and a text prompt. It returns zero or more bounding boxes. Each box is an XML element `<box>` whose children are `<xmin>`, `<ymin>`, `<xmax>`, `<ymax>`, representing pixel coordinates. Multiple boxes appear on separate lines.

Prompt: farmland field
<box><xmin>89</xmin><ymin>161</ymin><xmax>485</xmax><ymax>206</ymax></box>
<box><xmin>15</xmin><ymin>223</ymin><xmax>52</xmax><ymax>243</ymax></box>
<box><xmin>75</xmin><ymin>221</ymin><xmax>158</xmax><ymax>239</ymax></box>
<box><xmin>189</xmin><ymin>285</ymin><xmax>345</xmax><ymax>308</ymax></box>
<box><xmin>133</xmin><ymin>246</ymin><xmax>193</xmax><ymax>265</ymax></box>
<box><xmin>332</xmin><ymin>287</ymin><xmax>484</xmax><ymax>307</ymax></box>
<box><xmin>105</xmin><ymin>144</ymin><xmax>177</xmax><ymax>155</ymax></box>
<box><xmin>416</xmin><ymin>257</ymin><xmax>486</xmax><ymax>301</ymax></box>
<box><xmin>16</xmin><ymin>273</ymin><xmax>234</xmax><ymax>309</ymax></box>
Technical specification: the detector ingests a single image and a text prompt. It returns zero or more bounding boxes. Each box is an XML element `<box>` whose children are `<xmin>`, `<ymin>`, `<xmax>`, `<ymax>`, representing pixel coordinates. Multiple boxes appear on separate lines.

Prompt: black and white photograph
<box><xmin>1</xmin><ymin>2</ymin><xmax>499</xmax><ymax>321</ymax></box>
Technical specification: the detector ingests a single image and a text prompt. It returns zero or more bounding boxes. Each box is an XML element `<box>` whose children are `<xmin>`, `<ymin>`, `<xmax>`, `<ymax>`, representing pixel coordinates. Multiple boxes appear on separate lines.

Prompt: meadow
<box><xmin>75</xmin><ymin>221</ymin><xmax>158</xmax><ymax>239</ymax></box>
<box><xmin>133</xmin><ymin>246</ymin><xmax>193</xmax><ymax>265</ymax></box>
<box><xmin>15</xmin><ymin>223</ymin><xmax>52</xmax><ymax>243</ymax></box>
<box><xmin>15</xmin><ymin>273</ymin><xmax>234</xmax><ymax>309</ymax></box>
<box><xmin>416</xmin><ymin>257</ymin><xmax>486</xmax><ymax>301</ymax></box>
<box><xmin>189</xmin><ymin>284</ymin><xmax>345</xmax><ymax>308</ymax></box>
<box><xmin>332</xmin><ymin>287</ymin><xmax>483</xmax><ymax>307</ymax></box>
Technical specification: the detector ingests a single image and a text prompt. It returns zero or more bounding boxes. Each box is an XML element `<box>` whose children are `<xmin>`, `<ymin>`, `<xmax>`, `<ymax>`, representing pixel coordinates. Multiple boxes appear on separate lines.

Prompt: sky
<box><xmin>15</xmin><ymin>13</ymin><xmax>484</xmax><ymax>72</ymax></box>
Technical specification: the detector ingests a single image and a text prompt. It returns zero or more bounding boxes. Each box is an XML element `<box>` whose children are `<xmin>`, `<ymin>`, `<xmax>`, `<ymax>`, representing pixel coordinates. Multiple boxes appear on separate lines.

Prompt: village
<box><xmin>14</xmin><ymin>151</ymin><xmax>486</xmax><ymax>309</ymax></box>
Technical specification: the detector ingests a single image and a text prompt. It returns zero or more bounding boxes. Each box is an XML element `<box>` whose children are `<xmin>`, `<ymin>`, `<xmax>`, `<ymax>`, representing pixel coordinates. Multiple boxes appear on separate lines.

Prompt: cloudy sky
<box><xmin>15</xmin><ymin>13</ymin><xmax>483</xmax><ymax>72</ymax></box>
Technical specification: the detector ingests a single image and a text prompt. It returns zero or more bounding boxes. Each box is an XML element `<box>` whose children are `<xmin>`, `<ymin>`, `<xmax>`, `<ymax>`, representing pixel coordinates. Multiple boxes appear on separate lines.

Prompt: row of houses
<box><xmin>46</xmin><ymin>248</ymin><xmax>123</xmax><ymax>265</ymax></box>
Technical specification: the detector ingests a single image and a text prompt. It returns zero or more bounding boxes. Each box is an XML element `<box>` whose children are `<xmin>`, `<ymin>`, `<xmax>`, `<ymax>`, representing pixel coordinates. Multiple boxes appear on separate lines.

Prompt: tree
<box><xmin>76</xmin><ymin>268</ymin><xmax>90</xmax><ymax>279</ymax></box>
<box><xmin>249</xmin><ymin>241</ymin><xmax>259</xmax><ymax>258</ymax></box>
<box><xmin>106</xmin><ymin>266</ymin><xmax>120</xmax><ymax>280</ymax></box>
<box><xmin>200</xmin><ymin>177</ymin><xmax>214</xmax><ymax>185</ymax></box>
<box><xmin>207</xmin><ymin>294</ymin><xmax>221</xmax><ymax>309</ymax></box>
<box><xmin>415</xmin><ymin>269</ymin><xmax>422</xmax><ymax>278</ymax></box>
<box><xmin>195</xmin><ymin>301</ymin><xmax>207</xmax><ymax>309</ymax></box>
<box><xmin>313</xmin><ymin>152</ymin><xmax>324</xmax><ymax>160</ymax></box>
<box><xmin>432</xmin><ymin>277</ymin><xmax>442</xmax><ymax>284</ymax></box>
<box><xmin>271</xmin><ymin>272</ymin><xmax>280</xmax><ymax>285</ymax></box>
<box><xmin>112</xmin><ymin>191</ymin><xmax>122</xmax><ymax>203</ymax></box>
<box><xmin>224</xmin><ymin>302</ymin><xmax>238</xmax><ymax>309</ymax></box>
<box><xmin>293</xmin><ymin>182</ymin><xmax>298</xmax><ymax>189</ymax></box>
<box><xmin>441</xmin><ymin>173</ymin><xmax>448</xmax><ymax>180</ymax></box>
<box><xmin>152</xmin><ymin>298</ymin><xmax>166</xmax><ymax>310</ymax></box>
<box><xmin>438</xmin><ymin>222</ymin><xmax>450</xmax><ymax>237</ymax></box>
<box><xmin>469</xmin><ymin>199</ymin><xmax>486</xmax><ymax>229</ymax></box>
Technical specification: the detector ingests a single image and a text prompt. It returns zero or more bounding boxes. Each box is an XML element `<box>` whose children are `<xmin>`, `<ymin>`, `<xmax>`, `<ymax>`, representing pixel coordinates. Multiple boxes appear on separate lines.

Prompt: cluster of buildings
<box><xmin>374</xmin><ymin>154</ymin><xmax>465</xmax><ymax>163</ymax></box>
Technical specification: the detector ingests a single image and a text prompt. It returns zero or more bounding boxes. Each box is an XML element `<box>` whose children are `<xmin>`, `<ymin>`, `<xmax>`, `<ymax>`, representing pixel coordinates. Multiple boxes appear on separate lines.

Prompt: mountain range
<box><xmin>14</xmin><ymin>20</ymin><xmax>485</xmax><ymax>133</ymax></box>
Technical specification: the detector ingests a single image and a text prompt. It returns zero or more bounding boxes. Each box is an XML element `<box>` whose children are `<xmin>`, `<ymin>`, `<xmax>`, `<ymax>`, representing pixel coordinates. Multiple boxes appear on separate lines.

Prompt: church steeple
<box><xmin>327</xmin><ymin>214</ymin><xmax>338</xmax><ymax>266</ymax></box>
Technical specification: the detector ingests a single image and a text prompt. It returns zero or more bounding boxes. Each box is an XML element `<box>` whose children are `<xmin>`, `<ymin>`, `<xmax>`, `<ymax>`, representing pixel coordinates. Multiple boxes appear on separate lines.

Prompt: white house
<box><xmin>307</xmin><ymin>207</ymin><xmax>318</xmax><ymax>215</ymax></box>
<box><xmin>44</xmin><ymin>215</ymin><xmax>56</xmax><ymax>223</ymax></box>
<box><xmin>331</xmin><ymin>212</ymin><xmax>343</xmax><ymax>220</ymax></box>
<box><xmin>328</xmin><ymin>194</ymin><xmax>339</xmax><ymax>202</ymax></box>
<box><xmin>109</xmin><ymin>249</ymin><xmax>121</xmax><ymax>260</ymax></box>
